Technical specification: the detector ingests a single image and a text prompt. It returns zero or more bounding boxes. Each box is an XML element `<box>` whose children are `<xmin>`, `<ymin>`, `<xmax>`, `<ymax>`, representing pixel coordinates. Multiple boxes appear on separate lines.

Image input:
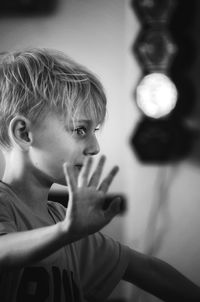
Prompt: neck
<box><xmin>2</xmin><ymin>153</ymin><xmax>52</xmax><ymax>215</ymax></box>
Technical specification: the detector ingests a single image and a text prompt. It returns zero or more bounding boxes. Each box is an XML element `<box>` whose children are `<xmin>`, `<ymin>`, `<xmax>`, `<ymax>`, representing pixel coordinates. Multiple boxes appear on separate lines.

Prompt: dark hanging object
<box><xmin>131</xmin><ymin>0</ymin><xmax>196</xmax><ymax>163</ymax></box>
<box><xmin>0</xmin><ymin>0</ymin><xmax>58</xmax><ymax>15</ymax></box>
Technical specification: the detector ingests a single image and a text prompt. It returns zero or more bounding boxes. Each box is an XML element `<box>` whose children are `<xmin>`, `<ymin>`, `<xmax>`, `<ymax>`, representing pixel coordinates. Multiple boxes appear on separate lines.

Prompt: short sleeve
<box><xmin>76</xmin><ymin>232</ymin><xmax>131</xmax><ymax>302</ymax></box>
<box><xmin>0</xmin><ymin>196</ymin><xmax>17</xmax><ymax>235</ymax></box>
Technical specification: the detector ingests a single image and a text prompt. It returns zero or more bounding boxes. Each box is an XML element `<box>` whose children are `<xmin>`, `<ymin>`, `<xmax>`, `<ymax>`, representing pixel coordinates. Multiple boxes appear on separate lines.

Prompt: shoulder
<box><xmin>76</xmin><ymin>232</ymin><xmax>131</xmax><ymax>300</ymax></box>
<box><xmin>77</xmin><ymin>232</ymin><xmax>130</xmax><ymax>259</ymax></box>
<box><xmin>0</xmin><ymin>183</ymin><xmax>19</xmax><ymax>233</ymax></box>
<box><xmin>47</xmin><ymin>200</ymin><xmax>66</xmax><ymax>220</ymax></box>
<box><xmin>0</xmin><ymin>182</ymin><xmax>17</xmax><ymax>209</ymax></box>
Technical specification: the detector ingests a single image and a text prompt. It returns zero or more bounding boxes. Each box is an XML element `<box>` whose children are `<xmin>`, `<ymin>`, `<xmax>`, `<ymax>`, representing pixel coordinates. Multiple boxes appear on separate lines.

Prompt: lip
<box><xmin>74</xmin><ymin>164</ymin><xmax>83</xmax><ymax>171</ymax></box>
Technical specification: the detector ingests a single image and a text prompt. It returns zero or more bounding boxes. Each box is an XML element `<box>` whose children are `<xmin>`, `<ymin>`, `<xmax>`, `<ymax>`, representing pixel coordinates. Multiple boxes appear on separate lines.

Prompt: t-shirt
<box><xmin>0</xmin><ymin>181</ymin><xmax>130</xmax><ymax>302</ymax></box>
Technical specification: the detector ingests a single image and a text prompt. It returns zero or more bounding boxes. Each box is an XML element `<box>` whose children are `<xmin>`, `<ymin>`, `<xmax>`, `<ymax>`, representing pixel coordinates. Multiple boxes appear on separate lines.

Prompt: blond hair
<box><xmin>0</xmin><ymin>48</ymin><xmax>107</xmax><ymax>148</ymax></box>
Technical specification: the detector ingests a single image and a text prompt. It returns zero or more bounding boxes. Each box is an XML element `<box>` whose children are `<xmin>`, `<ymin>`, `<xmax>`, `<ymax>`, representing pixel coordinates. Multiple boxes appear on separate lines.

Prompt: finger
<box><xmin>102</xmin><ymin>194</ymin><xmax>126</xmax><ymax>214</ymax></box>
<box><xmin>104</xmin><ymin>197</ymin><xmax>121</xmax><ymax>220</ymax></box>
<box><xmin>98</xmin><ymin>166</ymin><xmax>119</xmax><ymax>193</ymax></box>
<box><xmin>78</xmin><ymin>157</ymin><xmax>93</xmax><ymax>187</ymax></box>
<box><xmin>63</xmin><ymin>163</ymin><xmax>77</xmax><ymax>192</ymax></box>
<box><xmin>88</xmin><ymin>155</ymin><xmax>106</xmax><ymax>187</ymax></box>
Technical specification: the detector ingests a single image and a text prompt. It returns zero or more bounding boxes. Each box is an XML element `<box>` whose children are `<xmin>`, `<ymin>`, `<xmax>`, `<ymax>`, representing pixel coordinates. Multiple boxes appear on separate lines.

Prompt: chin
<box><xmin>53</xmin><ymin>177</ymin><xmax>67</xmax><ymax>187</ymax></box>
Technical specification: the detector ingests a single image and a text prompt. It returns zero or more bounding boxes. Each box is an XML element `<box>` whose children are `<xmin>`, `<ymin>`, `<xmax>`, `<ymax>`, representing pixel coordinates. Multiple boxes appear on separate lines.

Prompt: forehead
<box><xmin>68</xmin><ymin>116</ymin><xmax>99</xmax><ymax>129</ymax></box>
<box><xmin>70</xmin><ymin>99</ymin><xmax>106</xmax><ymax>126</ymax></box>
<box><xmin>37</xmin><ymin>112</ymin><xmax>98</xmax><ymax>130</ymax></box>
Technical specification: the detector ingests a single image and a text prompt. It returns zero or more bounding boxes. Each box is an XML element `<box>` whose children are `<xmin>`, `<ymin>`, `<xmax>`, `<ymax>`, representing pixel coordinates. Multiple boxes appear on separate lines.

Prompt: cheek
<box><xmin>30</xmin><ymin>152</ymin><xmax>65</xmax><ymax>184</ymax></box>
<box><xmin>36</xmin><ymin>145</ymin><xmax>79</xmax><ymax>175</ymax></box>
<box><xmin>30</xmin><ymin>131</ymin><xmax>82</xmax><ymax>177</ymax></box>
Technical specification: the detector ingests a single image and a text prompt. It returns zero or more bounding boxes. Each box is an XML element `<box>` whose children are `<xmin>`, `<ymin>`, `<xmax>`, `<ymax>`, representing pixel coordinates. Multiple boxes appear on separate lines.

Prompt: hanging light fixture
<box><xmin>133</xmin><ymin>0</ymin><xmax>177</xmax><ymax>119</ymax></box>
<box><xmin>136</xmin><ymin>72</ymin><xmax>177</xmax><ymax>119</ymax></box>
<box><xmin>131</xmin><ymin>0</ymin><xmax>195</xmax><ymax>163</ymax></box>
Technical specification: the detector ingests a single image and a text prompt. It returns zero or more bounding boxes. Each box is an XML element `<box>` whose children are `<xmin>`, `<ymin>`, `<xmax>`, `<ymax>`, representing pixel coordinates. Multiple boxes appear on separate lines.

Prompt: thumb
<box><xmin>63</xmin><ymin>163</ymin><xmax>77</xmax><ymax>192</ymax></box>
<box><xmin>104</xmin><ymin>197</ymin><xmax>122</xmax><ymax>220</ymax></box>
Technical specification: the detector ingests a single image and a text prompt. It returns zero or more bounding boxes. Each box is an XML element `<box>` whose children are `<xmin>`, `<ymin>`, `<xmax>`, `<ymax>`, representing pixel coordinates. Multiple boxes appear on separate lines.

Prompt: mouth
<box><xmin>74</xmin><ymin>164</ymin><xmax>83</xmax><ymax>171</ymax></box>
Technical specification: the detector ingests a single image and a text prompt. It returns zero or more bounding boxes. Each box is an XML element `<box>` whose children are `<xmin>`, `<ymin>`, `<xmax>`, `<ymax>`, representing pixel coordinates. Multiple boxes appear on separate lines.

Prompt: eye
<box><xmin>74</xmin><ymin>126</ymin><xmax>87</xmax><ymax>136</ymax></box>
<box><xmin>94</xmin><ymin>125</ymin><xmax>100</xmax><ymax>132</ymax></box>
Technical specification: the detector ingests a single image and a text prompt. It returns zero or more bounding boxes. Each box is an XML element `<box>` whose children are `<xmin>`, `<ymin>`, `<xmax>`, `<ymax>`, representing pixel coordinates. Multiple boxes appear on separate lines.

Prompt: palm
<box><xmin>63</xmin><ymin>156</ymin><xmax>120</xmax><ymax>239</ymax></box>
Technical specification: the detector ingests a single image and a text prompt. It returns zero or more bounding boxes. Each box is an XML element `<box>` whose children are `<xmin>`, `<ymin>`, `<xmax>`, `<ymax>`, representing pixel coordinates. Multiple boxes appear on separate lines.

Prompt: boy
<box><xmin>0</xmin><ymin>48</ymin><xmax>199</xmax><ymax>302</ymax></box>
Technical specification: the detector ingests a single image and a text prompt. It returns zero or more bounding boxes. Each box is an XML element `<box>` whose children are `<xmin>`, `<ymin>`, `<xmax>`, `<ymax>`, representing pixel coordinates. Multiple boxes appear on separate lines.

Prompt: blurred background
<box><xmin>0</xmin><ymin>0</ymin><xmax>200</xmax><ymax>301</ymax></box>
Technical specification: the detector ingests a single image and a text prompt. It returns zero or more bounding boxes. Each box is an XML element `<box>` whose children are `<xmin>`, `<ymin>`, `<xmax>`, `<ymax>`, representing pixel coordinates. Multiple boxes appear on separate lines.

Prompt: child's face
<box><xmin>29</xmin><ymin>112</ymin><xmax>100</xmax><ymax>186</ymax></box>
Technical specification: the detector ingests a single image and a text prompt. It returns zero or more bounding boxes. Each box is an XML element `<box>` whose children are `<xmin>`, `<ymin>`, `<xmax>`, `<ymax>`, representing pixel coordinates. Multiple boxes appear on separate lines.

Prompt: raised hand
<box><xmin>62</xmin><ymin>155</ymin><xmax>121</xmax><ymax>241</ymax></box>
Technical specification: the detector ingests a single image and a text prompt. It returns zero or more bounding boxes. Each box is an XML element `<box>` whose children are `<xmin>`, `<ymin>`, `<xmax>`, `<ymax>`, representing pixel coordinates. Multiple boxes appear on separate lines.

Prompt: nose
<box><xmin>83</xmin><ymin>135</ymin><xmax>100</xmax><ymax>156</ymax></box>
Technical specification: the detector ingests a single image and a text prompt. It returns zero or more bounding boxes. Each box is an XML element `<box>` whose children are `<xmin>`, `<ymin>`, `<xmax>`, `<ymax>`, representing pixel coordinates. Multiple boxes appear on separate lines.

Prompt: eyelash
<box><xmin>74</xmin><ymin>127</ymin><xmax>87</xmax><ymax>136</ymax></box>
<box><xmin>73</xmin><ymin>126</ymin><xmax>100</xmax><ymax>137</ymax></box>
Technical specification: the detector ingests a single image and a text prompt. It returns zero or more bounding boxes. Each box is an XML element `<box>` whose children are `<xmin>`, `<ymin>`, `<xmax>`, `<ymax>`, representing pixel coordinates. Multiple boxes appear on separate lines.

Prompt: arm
<box><xmin>0</xmin><ymin>156</ymin><xmax>121</xmax><ymax>273</ymax></box>
<box><xmin>123</xmin><ymin>249</ymin><xmax>200</xmax><ymax>301</ymax></box>
<box><xmin>0</xmin><ymin>222</ymin><xmax>66</xmax><ymax>272</ymax></box>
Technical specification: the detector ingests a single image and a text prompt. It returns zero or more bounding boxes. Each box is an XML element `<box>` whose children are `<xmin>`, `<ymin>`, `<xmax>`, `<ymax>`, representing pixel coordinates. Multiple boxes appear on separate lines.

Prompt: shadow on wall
<box><xmin>170</xmin><ymin>0</ymin><xmax>200</xmax><ymax>167</ymax></box>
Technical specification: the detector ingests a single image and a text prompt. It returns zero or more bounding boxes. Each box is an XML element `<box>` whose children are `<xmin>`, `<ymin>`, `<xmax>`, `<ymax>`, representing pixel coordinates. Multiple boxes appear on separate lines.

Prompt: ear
<box><xmin>8</xmin><ymin>116</ymin><xmax>33</xmax><ymax>150</ymax></box>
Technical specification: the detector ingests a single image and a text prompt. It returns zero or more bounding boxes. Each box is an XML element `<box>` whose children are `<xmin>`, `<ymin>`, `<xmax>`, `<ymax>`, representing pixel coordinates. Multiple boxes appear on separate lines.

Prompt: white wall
<box><xmin>0</xmin><ymin>1</ymin><xmax>200</xmax><ymax>301</ymax></box>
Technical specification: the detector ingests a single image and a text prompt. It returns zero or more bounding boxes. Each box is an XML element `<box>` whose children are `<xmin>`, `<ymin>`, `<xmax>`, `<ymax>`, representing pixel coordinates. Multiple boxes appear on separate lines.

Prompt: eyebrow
<box><xmin>66</xmin><ymin>119</ymin><xmax>91</xmax><ymax>129</ymax></box>
<box><xmin>66</xmin><ymin>119</ymin><xmax>101</xmax><ymax>132</ymax></box>
<box><xmin>73</xmin><ymin>119</ymin><xmax>93</xmax><ymax>125</ymax></box>
<box><xmin>68</xmin><ymin>117</ymin><xmax>101</xmax><ymax>128</ymax></box>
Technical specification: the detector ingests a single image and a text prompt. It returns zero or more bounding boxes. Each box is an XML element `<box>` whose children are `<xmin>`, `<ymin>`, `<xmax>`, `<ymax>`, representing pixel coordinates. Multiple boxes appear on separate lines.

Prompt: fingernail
<box><xmin>112</xmin><ymin>166</ymin><xmax>119</xmax><ymax>175</ymax></box>
<box><xmin>101</xmin><ymin>155</ymin><xmax>106</xmax><ymax>161</ymax></box>
<box><xmin>115</xmin><ymin>197</ymin><xmax>122</xmax><ymax>213</ymax></box>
